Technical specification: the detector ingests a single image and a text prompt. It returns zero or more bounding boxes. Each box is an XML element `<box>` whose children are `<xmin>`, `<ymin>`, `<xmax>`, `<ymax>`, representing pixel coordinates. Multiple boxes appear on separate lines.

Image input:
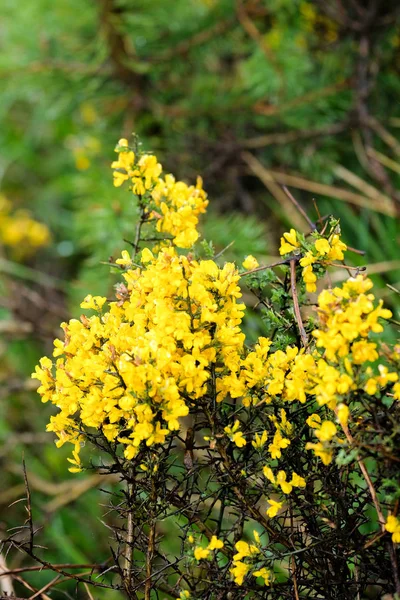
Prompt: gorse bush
<box><xmin>29</xmin><ymin>139</ymin><xmax>400</xmax><ymax>599</ymax></box>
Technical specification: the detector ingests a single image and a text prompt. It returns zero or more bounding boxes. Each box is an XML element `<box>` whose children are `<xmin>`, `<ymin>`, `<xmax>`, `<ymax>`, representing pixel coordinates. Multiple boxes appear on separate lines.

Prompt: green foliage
<box><xmin>1</xmin><ymin>0</ymin><xmax>400</xmax><ymax>597</ymax></box>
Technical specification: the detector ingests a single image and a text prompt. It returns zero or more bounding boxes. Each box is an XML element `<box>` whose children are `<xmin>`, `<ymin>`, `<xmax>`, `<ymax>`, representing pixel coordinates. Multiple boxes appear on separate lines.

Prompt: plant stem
<box><xmin>290</xmin><ymin>259</ymin><xmax>308</xmax><ymax>347</ymax></box>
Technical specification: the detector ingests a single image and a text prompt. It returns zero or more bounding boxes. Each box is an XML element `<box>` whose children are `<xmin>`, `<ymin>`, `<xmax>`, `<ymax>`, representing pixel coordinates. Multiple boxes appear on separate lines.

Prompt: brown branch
<box><xmin>144</xmin><ymin>476</ymin><xmax>157</xmax><ymax>600</ymax></box>
<box><xmin>123</xmin><ymin>479</ymin><xmax>135</xmax><ymax>594</ymax></box>
<box><xmin>22</xmin><ymin>460</ymin><xmax>34</xmax><ymax>554</ymax></box>
<box><xmin>242</xmin><ymin>155</ymin><xmax>397</xmax><ymax>216</ymax></box>
<box><xmin>5</xmin><ymin>544</ymin><xmax>116</xmax><ymax>591</ymax></box>
<box><xmin>282</xmin><ymin>185</ymin><xmax>316</xmax><ymax>230</ymax></box>
<box><xmin>240</xmin><ymin>256</ymin><xmax>297</xmax><ymax>278</ymax></box>
<box><xmin>290</xmin><ymin>259</ymin><xmax>308</xmax><ymax>347</ymax></box>
<box><xmin>336</xmin><ymin>416</ymin><xmax>385</xmax><ymax>531</ymax></box>
<box><xmin>243</xmin><ymin>121</ymin><xmax>348</xmax><ymax>149</ymax></box>
<box><xmin>0</xmin><ymin>563</ymin><xmax>110</xmax><ymax>577</ymax></box>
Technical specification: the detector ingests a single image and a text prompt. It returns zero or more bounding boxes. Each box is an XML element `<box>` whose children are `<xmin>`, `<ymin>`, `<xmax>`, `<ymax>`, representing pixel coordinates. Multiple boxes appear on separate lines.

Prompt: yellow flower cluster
<box><xmin>112</xmin><ymin>139</ymin><xmax>208</xmax><ymax>248</ymax></box>
<box><xmin>230</xmin><ymin>531</ymin><xmax>271</xmax><ymax>586</ymax></box>
<box><xmin>263</xmin><ymin>466</ymin><xmax>306</xmax><ymax>495</ymax></box>
<box><xmin>386</xmin><ymin>515</ymin><xmax>400</xmax><ymax>543</ymax></box>
<box><xmin>0</xmin><ymin>195</ymin><xmax>50</xmax><ymax>257</ymax></box>
<box><xmin>151</xmin><ymin>174</ymin><xmax>208</xmax><ymax>248</ymax></box>
<box><xmin>224</xmin><ymin>419</ymin><xmax>246</xmax><ymax>447</ymax></box>
<box><xmin>32</xmin><ymin>246</ymin><xmax>246</xmax><ymax>466</ymax></box>
<box><xmin>33</xmin><ymin>140</ymin><xmax>400</xmax><ymax>593</ymax></box>
<box><xmin>191</xmin><ymin>535</ymin><xmax>224</xmax><ymax>560</ymax></box>
<box><xmin>279</xmin><ymin>228</ymin><xmax>347</xmax><ymax>292</ymax></box>
<box><xmin>215</xmin><ymin>274</ymin><xmax>394</xmax><ymax>469</ymax></box>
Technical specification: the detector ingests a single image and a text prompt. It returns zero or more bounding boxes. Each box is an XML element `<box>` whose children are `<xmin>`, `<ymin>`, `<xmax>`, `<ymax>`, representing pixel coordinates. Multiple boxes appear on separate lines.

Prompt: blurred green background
<box><xmin>1</xmin><ymin>0</ymin><xmax>400</xmax><ymax>597</ymax></box>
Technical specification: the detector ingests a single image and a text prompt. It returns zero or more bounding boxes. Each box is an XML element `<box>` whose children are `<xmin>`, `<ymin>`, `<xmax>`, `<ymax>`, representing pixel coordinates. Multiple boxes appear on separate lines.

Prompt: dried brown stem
<box><xmin>123</xmin><ymin>480</ymin><xmax>135</xmax><ymax>594</ymax></box>
<box><xmin>282</xmin><ymin>185</ymin><xmax>316</xmax><ymax>230</ymax></box>
<box><xmin>144</xmin><ymin>477</ymin><xmax>157</xmax><ymax>600</ymax></box>
<box><xmin>290</xmin><ymin>259</ymin><xmax>308</xmax><ymax>347</ymax></box>
<box><xmin>337</xmin><ymin>417</ymin><xmax>385</xmax><ymax>531</ymax></box>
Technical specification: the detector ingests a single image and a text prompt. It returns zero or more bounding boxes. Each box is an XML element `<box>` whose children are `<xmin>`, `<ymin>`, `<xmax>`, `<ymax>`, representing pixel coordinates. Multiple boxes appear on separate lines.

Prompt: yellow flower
<box><xmin>253</xmin><ymin>530</ymin><xmax>260</xmax><ymax>544</ymax></box>
<box><xmin>279</xmin><ymin>229</ymin><xmax>300</xmax><ymax>255</ymax></box>
<box><xmin>194</xmin><ymin>546</ymin><xmax>210</xmax><ymax>560</ymax></box>
<box><xmin>276</xmin><ymin>470</ymin><xmax>293</xmax><ymax>494</ymax></box>
<box><xmin>141</xmin><ymin>247</ymin><xmax>154</xmax><ymax>263</ymax></box>
<box><xmin>315</xmin><ymin>421</ymin><xmax>337</xmax><ymax>442</ymax></box>
<box><xmin>314</xmin><ymin>238</ymin><xmax>331</xmax><ymax>256</ymax></box>
<box><xmin>300</xmin><ymin>251</ymin><xmax>317</xmax><ymax>267</ymax></box>
<box><xmin>327</xmin><ymin>234</ymin><xmax>347</xmax><ymax>260</ymax></box>
<box><xmin>266</xmin><ymin>498</ymin><xmax>283</xmax><ymax>518</ymax></box>
<box><xmin>336</xmin><ymin>403</ymin><xmax>349</xmax><ymax>427</ymax></box>
<box><xmin>224</xmin><ymin>420</ymin><xmax>247</xmax><ymax>447</ymax></box>
<box><xmin>252</xmin><ymin>430</ymin><xmax>268</xmax><ymax>449</ymax></box>
<box><xmin>302</xmin><ymin>265</ymin><xmax>317</xmax><ymax>294</ymax></box>
<box><xmin>80</xmin><ymin>295</ymin><xmax>107</xmax><ymax>311</ymax></box>
<box><xmin>307</xmin><ymin>413</ymin><xmax>321</xmax><ymax>429</ymax></box>
<box><xmin>207</xmin><ymin>535</ymin><xmax>224</xmax><ymax>550</ymax></box>
<box><xmin>253</xmin><ymin>566</ymin><xmax>271</xmax><ymax>585</ymax></box>
<box><xmin>242</xmin><ymin>255</ymin><xmax>259</xmax><ymax>270</ymax></box>
<box><xmin>385</xmin><ymin>515</ymin><xmax>400</xmax><ymax>543</ymax></box>
<box><xmin>268</xmin><ymin>430</ymin><xmax>290</xmax><ymax>459</ymax></box>
<box><xmin>306</xmin><ymin>442</ymin><xmax>333</xmax><ymax>465</ymax></box>
<box><xmin>291</xmin><ymin>472</ymin><xmax>306</xmax><ymax>488</ymax></box>
<box><xmin>263</xmin><ymin>465</ymin><xmax>275</xmax><ymax>483</ymax></box>
<box><xmin>233</xmin><ymin>540</ymin><xmax>259</xmax><ymax>561</ymax></box>
<box><xmin>230</xmin><ymin>560</ymin><xmax>250</xmax><ymax>585</ymax></box>
<box><xmin>116</xmin><ymin>250</ymin><xmax>132</xmax><ymax>267</ymax></box>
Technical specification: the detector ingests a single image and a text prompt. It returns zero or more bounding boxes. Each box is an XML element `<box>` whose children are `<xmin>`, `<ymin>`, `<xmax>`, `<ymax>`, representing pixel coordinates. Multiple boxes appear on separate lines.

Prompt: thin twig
<box><xmin>290</xmin><ymin>259</ymin><xmax>308</xmax><ymax>347</ymax></box>
<box><xmin>241</xmin><ymin>256</ymin><xmax>298</xmax><ymax>277</ymax></box>
<box><xmin>29</xmin><ymin>575</ymin><xmax>61</xmax><ymax>599</ymax></box>
<box><xmin>337</xmin><ymin>417</ymin><xmax>385</xmax><ymax>531</ymax></box>
<box><xmin>123</xmin><ymin>479</ymin><xmax>135</xmax><ymax>594</ymax></box>
<box><xmin>22</xmin><ymin>459</ymin><xmax>34</xmax><ymax>554</ymax></box>
<box><xmin>144</xmin><ymin>476</ymin><xmax>157</xmax><ymax>600</ymax></box>
<box><xmin>0</xmin><ymin>553</ymin><xmax>14</xmax><ymax>597</ymax></box>
<box><xmin>282</xmin><ymin>185</ymin><xmax>316</xmax><ymax>230</ymax></box>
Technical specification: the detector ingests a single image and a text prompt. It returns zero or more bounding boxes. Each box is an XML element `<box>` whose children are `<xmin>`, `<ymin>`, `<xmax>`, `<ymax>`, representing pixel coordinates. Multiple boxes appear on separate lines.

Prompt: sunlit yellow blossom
<box><xmin>252</xmin><ymin>567</ymin><xmax>271</xmax><ymax>585</ymax></box>
<box><xmin>233</xmin><ymin>540</ymin><xmax>259</xmax><ymax>561</ymax></box>
<box><xmin>300</xmin><ymin>251</ymin><xmax>316</xmax><ymax>267</ymax></box>
<box><xmin>315</xmin><ymin>420</ymin><xmax>337</xmax><ymax>442</ymax></box>
<box><xmin>302</xmin><ymin>265</ymin><xmax>317</xmax><ymax>293</ymax></box>
<box><xmin>252</xmin><ymin>430</ymin><xmax>268</xmax><ymax>449</ymax></box>
<box><xmin>279</xmin><ymin>229</ymin><xmax>300</xmax><ymax>255</ymax></box>
<box><xmin>307</xmin><ymin>413</ymin><xmax>321</xmax><ymax>429</ymax></box>
<box><xmin>116</xmin><ymin>250</ymin><xmax>132</xmax><ymax>267</ymax></box>
<box><xmin>194</xmin><ymin>546</ymin><xmax>210</xmax><ymax>560</ymax></box>
<box><xmin>385</xmin><ymin>515</ymin><xmax>400</xmax><ymax>543</ymax></box>
<box><xmin>33</xmin><ymin>240</ymin><xmax>246</xmax><ymax>466</ymax></box>
<box><xmin>336</xmin><ymin>403</ymin><xmax>349</xmax><ymax>427</ymax></box>
<box><xmin>314</xmin><ymin>238</ymin><xmax>331</xmax><ymax>255</ymax></box>
<box><xmin>306</xmin><ymin>441</ymin><xmax>333</xmax><ymax>465</ymax></box>
<box><xmin>242</xmin><ymin>255</ymin><xmax>259</xmax><ymax>270</ymax></box>
<box><xmin>80</xmin><ymin>295</ymin><xmax>107</xmax><ymax>310</ymax></box>
<box><xmin>207</xmin><ymin>536</ymin><xmax>224</xmax><ymax>550</ymax></box>
<box><xmin>230</xmin><ymin>560</ymin><xmax>250</xmax><ymax>585</ymax></box>
<box><xmin>268</xmin><ymin>429</ymin><xmax>290</xmax><ymax>459</ymax></box>
<box><xmin>224</xmin><ymin>420</ymin><xmax>247</xmax><ymax>447</ymax></box>
<box><xmin>327</xmin><ymin>234</ymin><xmax>347</xmax><ymax>260</ymax></box>
<box><xmin>266</xmin><ymin>498</ymin><xmax>283</xmax><ymax>518</ymax></box>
